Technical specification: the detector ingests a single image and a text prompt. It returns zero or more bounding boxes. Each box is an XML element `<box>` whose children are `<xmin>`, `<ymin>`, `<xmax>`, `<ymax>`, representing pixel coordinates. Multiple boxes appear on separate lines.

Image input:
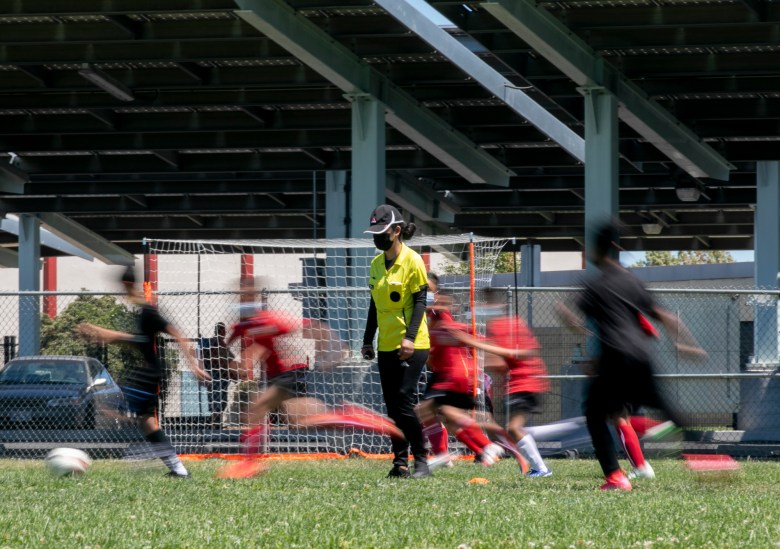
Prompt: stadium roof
<box><xmin>0</xmin><ymin>0</ymin><xmax>776</xmax><ymax>255</ymax></box>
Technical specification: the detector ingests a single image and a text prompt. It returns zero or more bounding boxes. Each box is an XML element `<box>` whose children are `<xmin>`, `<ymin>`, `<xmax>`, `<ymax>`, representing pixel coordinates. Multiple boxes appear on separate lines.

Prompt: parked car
<box><xmin>0</xmin><ymin>356</ymin><xmax>129</xmax><ymax>430</ymax></box>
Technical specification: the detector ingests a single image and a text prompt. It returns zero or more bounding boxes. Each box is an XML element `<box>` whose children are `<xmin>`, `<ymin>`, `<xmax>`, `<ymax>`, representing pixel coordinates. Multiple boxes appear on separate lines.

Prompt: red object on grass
<box><xmin>682</xmin><ymin>454</ymin><xmax>740</xmax><ymax>472</ymax></box>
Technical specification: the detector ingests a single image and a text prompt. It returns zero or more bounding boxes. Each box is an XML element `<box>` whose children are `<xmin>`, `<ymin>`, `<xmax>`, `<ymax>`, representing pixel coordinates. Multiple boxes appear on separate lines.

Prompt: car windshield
<box><xmin>0</xmin><ymin>361</ymin><xmax>87</xmax><ymax>385</ymax></box>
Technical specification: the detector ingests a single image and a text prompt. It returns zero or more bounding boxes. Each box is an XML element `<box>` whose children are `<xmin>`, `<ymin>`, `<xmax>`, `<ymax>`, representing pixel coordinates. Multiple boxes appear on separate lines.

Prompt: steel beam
<box><xmin>481</xmin><ymin>0</ymin><xmax>734</xmax><ymax>181</ymax></box>
<box><xmin>0</xmin><ymin>247</ymin><xmax>18</xmax><ymax>268</ymax></box>
<box><xmin>385</xmin><ymin>173</ymin><xmax>458</xmax><ymax>232</ymax></box>
<box><xmin>0</xmin><ymin>215</ymin><xmax>93</xmax><ymax>261</ymax></box>
<box><xmin>33</xmin><ymin>213</ymin><xmax>135</xmax><ymax>266</ymax></box>
<box><xmin>234</xmin><ymin>0</ymin><xmax>514</xmax><ymax>186</ymax></box>
<box><xmin>376</xmin><ymin>0</ymin><xmax>583</xmax><ymax>163</ymax></box>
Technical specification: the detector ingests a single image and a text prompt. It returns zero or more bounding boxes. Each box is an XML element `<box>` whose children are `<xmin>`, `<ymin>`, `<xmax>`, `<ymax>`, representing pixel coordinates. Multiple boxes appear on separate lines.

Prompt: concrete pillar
<box><xmin>739</xmin><ymin>161</ymin><xmax>780</xmax><ymax>434</ymax></box>
<box><xmin>347</xmin><ymin>97</ymin><xmax>386</xmax><ymax>349</ymax></box>
<box><xmin>18</xmin><ymin>214</ymin><xmax>41</xmax><ymax>356</ymax></box>
<box><xmin>582</xmin><ymin>87</ymin><xmax>619</xmax><ymax>272</ymax></box>
<box><xmin>752</xmin><ymin>161</ymin><xmax>780</xmax><ymax>363</ymax></box>
<box><xmin>349</xmin><ymin>95</ymin><xmax>385</xmax><ymax>237</ymax></box>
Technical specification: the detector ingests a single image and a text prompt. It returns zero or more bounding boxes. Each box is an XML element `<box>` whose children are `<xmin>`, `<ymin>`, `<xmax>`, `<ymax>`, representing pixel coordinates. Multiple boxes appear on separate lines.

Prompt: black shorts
<box><xmin>269</xmin><ymin>369</ymin><xmax>307</xmax><ymax>397</ymax></box>
<box><xmin>505</xmin><ymin>392</ymin><xmax>543</xmax><ymax>416</ymax></box>
<box><xmin>121</xmin><ymin>384</ymin><xmax>158</xmax><ymax>415</ymax></box>
<box><xmin>423</xmin><ymin>388</ymin><xmax>476</xmax><ymax>410</ymax></box>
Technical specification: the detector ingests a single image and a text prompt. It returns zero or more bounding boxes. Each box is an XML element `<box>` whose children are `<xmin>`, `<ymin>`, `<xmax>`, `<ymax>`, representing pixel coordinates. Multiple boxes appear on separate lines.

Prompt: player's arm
<box><xmin>399</xmin><ymin>288</ymin><xmax>427</xmax><ymax>360</ymax></box>
<box><xmin>74</xmin><ymin>323</ymin><xmax>142</xmax><ymax>345</ymax></box>
<box><xmin>361</xmin><ymin>296</ymin><xmax>378</xmax><ymax>360</ymax></box>
<box><xmin>165</xmin><ymin>324</ymin><xmax>211</xmax><ymax>382</ymax></box>
<box><xmin>555</xmin><ymin>302</ymin><xmax>588</xmax><ymax>335</ymax></box>
<box><xmin>447</xmin><ymin>326</ymin><xmax>537</xmax><ymax>360</ymax></box>
<box><xmin>652</xmin><ymin>306</ymin><xmax>707</xmax><ymax>360</ymax></box>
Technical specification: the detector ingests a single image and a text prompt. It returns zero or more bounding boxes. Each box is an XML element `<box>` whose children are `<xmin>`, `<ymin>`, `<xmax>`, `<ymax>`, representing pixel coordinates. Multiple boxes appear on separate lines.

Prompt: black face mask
<box><xmin>373</xmin><ymin>232</ymin><xmax>394</xmax><ymax>251</ymax></box>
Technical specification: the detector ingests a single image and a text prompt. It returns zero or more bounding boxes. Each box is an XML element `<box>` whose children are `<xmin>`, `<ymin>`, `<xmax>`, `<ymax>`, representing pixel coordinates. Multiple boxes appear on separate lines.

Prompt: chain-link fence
<box><xmin>0</xmin><ymin>287</ymin><xmax>778</xmax><ymax>458</ymax></box>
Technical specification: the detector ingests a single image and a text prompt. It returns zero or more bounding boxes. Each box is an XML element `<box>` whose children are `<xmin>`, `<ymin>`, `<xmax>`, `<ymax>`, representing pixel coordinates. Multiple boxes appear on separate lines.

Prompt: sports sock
<box><xmin>455</xmin><ymin>423</ymin><xmax>492</xmax><ymax>455</ymax></box>
<box><xmin>240</xmin><ymin>424</ymin><xmax>267</xmax><ymax>454</ymax></box>
<box><xmin>493</xmin><ymin>429</ymin><xmax>528</xmax><ymax>473</ymax></box>
<box><xmin>517</xmin><ymin>433</ymin><xmax>547</xmax><ymax>472</ymax></box>
<box><xmin>422</xmin><ymin>420</ymin><xmax>449</xmax><ymax>455</ymax></box>
<box><xmin>145</xmin><ymin>429</ymin><xmax>188</xmax><ymax>475</ymax></box>
<box><xmin>617</xmin><ymin>420</ymin><xmax>645</xmax><ymax>468</ymax></box>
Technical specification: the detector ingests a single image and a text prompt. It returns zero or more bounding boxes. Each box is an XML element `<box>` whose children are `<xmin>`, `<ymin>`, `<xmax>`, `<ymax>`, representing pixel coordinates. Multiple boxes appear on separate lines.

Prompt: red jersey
<box><xmin>228</xmin><ymin>310</ymin><xmax>304</xmax><ymax>379</ymax></box>
<box><xmin>427</xmin><ymin>309</ymin><xmax>474</xmax><ymax>395</ymax></box>
<box><xmin>487</xmin><ymin>316</ymin><xmax>548</xmax><ymax>395</ymax></box>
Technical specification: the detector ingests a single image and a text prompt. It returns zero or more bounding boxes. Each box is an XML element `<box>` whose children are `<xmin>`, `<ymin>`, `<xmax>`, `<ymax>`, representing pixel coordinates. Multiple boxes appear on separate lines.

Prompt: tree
<box><xmin>40</xmin><ymin>294</ymin><xmax>141</xmax><ymax>382</ymax></box>
<box><xmin>630</xmin><ymin>250</ymin><xmax>735</xmax><ymax>268</ymax></box>
<box><xmin>440</xmin><ymin>251</ymin><xmax>520</xmax><ymax>276</ymax></box>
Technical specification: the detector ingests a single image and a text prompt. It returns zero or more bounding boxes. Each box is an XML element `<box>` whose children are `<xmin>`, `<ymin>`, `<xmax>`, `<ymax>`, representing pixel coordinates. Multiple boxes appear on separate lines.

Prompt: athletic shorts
<box><xmin>423</xmin><ymin>387</ymin><xmax>476</xmax><ymax>410</ymax></box>
<box><xmin>269</xmin><ymin>368</ymin><xmax>307</xmax><ymax>397</ymax></box>
<box><xmin>121</xmin><ymin>384</ymin><xmax>158</xmax><ymax>415</ymax></box>
<box><xmin>505</xmin><ymin>392</ymin><xmax>543</xmax><ymax>415</ymax></box>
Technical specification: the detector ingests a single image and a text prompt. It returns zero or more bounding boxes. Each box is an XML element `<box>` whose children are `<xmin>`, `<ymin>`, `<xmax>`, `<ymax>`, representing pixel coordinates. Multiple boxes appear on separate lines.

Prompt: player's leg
<box><xmin>438</xmin><ymin>404</ymin><xmax>503</xmax><ymax>466</ymax></box>
<box><xmin>585</xmin><ymin>375</ymin><xmax>631</xmax><ymax>490</ymax></box>
<box><xmin>506</xmin><ymin>394</ymin><xmax>551</xmax><ymax>477</ymax></box>
<box><xmin>138</xmin><ymin>413</ymin><xmax>190</xmax><ymax>478</ymax></box>
<box><xmin>378</xmin><ymin>351</ymin><xmax>410</xmax><ymax>476</ymax></box>
<box><xmin>614</xmin><ymin>413</ymin><xmax>655</xmax><ymax>480</ymax></box>
<box><xmin>239</xmin><ymin>385</ymin><xmax>290</xmax><ymax>454</ymax></box>
<box><xmin>415</xmin><ymin>398</ymin><xmax>451</xmax><ymax>469</ymax></box>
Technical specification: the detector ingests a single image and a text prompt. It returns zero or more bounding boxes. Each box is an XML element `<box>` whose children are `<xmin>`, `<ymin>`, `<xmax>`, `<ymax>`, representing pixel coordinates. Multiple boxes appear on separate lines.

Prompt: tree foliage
<box><xmin>40</xmin><ymin>294</ymin><xmax>141</xmax><ymax>382</ymax></box>
<box><xmin>630</xmin><ymin>250</ymin><xmax>735</xmax><ymax>267</ymax></box>
<box><xmin>440</xmin><ymin>252</ymin><xmax>520</xmax><ymax>275</ymax></box>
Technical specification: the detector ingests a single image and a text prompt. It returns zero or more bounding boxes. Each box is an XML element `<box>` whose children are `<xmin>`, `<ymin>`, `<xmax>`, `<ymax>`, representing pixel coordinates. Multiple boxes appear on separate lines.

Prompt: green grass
<box><xmin>0</xmin><ymin>457</ymin><xmax>778</xmax><ymax>548</ymax></box>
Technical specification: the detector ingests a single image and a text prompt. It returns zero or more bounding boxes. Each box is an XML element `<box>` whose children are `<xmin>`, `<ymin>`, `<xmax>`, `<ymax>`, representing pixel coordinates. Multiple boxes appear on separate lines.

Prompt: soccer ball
<box><xmin>45</xmin><ymin>447</ymin><xmax>92</xmax><ymax>477</ymax></box>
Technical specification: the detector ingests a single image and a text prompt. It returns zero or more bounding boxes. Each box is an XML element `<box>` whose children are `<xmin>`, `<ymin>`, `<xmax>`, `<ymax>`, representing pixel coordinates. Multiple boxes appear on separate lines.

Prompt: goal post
<box><xmin>145</xmin><ymin>234</ymin><xmax>508</xmax><ymax>456</ymax></box>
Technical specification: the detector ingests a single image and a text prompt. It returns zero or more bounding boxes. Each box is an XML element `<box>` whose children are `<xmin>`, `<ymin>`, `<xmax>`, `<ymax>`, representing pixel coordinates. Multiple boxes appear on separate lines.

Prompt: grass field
<box><xmin>0</xmin><ymin>457</ymin><xmax>777</xmax><ymax>548</ymax></box>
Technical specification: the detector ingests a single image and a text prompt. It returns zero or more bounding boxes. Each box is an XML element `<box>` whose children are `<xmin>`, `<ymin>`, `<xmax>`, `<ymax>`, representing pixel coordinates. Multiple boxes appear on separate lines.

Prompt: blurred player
<box><xmin>452</xmin><ymin>296</ymin><xmax>552</xmax><ymax>478</ymax></box>
<box><xmin>218</xmin><ymin>281</ymin><xmax>403</xmax><ymax>478</ymax></box>
<box><xmin>557</xmin><ymin>220</ymin><xmax>706</xmax><ymax>490</ymax></box>
<box><xmin>416</xmin><ymin>278</ymin><xmax>503</xmax><ymax>471</ymax></box>
<box><xmin>75</xmin><ymin>264</ymin><xmax>210</xmax><ymax>479</ymax></box>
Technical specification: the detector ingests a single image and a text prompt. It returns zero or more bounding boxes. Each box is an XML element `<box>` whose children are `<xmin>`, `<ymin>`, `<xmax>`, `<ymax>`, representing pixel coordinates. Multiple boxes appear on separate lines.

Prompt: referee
<box><xmin>362</xmin><ymin>204</ymin><xmax>431</xmax><ymax>479</ymax></box>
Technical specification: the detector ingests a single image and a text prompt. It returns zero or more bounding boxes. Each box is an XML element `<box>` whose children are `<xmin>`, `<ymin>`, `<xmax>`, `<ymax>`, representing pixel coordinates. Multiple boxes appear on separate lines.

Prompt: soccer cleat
<box><xmin>600</xmin><ymin>472</ymin><xmax>632</xmax><ymax>491</ymax></box>
<box><xmin>642</xmin><ymin>420</ymin><xmax>679</xmax><ymax>440</ymax></box>
<box><xmin>387</xmin><ymin>465</ymin><xmax>411</xmax><ymax>478</ymax></box>
<box><xmin>427</xmin><ymin>453</ymin><xmax>454</xmax><ymax>471</ymax></box>
<box><xmin>412</xmin><ymin>461</ymin><xmax>432</xmax><ymax>479</ymax></box>
<box><xmin>526</xmin><ymin>468</ymin><xmax>553</xmax><ymax>478</ymax></box>
<box><xmin>166</xmin><ymin>471</ymin><xmax>192</xmax><ymax>479</ymax></box>
<box><xmin>627</xmin><ymin>462</ymin><xmax>656</xmax><ymax>480</ymax></box>
<box><xmin>480</xmin><ymin>443</ymin><xmax>505</xmax><ymax>467</ymax></box>
<box><xmin>215</xmin><ymin>459</ymin><xmax>268</xmax><ymax>479</ymax></box>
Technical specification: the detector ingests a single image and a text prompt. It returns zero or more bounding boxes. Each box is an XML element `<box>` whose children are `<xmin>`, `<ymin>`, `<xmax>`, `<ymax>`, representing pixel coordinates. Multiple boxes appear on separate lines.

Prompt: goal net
<box><xmin>145</xmin><ymin>234</ymin><xmax>507</xmax><ymax>456</ymax></box>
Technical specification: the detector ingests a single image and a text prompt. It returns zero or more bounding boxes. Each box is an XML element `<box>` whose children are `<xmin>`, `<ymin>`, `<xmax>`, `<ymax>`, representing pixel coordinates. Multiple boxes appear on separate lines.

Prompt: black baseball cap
<box><xmin>364</xmin><ymin>204</ymin><xmax>404</xmax><ymax>234</ymax></box>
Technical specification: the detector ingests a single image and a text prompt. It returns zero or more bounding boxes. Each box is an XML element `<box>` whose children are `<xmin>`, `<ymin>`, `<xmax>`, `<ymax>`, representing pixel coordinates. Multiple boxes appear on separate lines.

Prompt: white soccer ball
<box><xmin>45</xmin><ymin>447</ymin><xmax>92</xmax><ymax>477</ymax></box>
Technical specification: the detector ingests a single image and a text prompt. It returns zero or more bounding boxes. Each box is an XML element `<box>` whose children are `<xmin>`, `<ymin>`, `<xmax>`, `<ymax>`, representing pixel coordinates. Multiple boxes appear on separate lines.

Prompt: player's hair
<box><xmin>399</xmin><ymin>222</ymin><xmax>417</xmax><ymax>241</ymax></box>
<box><xmin>120</xmin><ymin>265</ymin><xmax>136</xmax><ymax>285</ymax></box>
<box><xmin>427</xmin><ymin>271</ymin><xmax>439</xmax><ymax>285</ymax></box>
<box><xmin>593</xmin><ymin>220</ymin><xmax>621</xmax><ymax>259</ymax></box>
<box><xmin>215</xmin><ymin>322</ymin><xmax>227</xmax><ymax>335</ymax></box>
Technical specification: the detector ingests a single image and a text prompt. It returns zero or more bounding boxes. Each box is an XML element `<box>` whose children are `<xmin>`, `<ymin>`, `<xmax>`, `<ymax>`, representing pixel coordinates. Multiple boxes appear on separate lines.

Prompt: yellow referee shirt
<box><xmin>368</xmin><ymin>243</ymin><xmax>430</xmax><ymax>352</ymax></box>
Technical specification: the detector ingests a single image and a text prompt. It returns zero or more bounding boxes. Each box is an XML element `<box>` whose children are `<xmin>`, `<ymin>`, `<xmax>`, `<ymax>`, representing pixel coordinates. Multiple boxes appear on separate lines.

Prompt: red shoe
<box><xmin>600</xmin><ymin>471</ymin><xmax>632</xmax><ymax>491</ymax></box>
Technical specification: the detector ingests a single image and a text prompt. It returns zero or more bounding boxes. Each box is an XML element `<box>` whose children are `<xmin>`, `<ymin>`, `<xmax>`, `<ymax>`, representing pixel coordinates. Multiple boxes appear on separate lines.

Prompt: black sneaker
<box><xmin>412</xmin><ymin>461</ymin><xmax>432</xmax><ymax>479</ymax></box>
<box><xmin>166</xmin><ymin>471</ymin><xmax>192</xmax><ymax>479</ymax></box>
<box><xmin>387</xmin><ymin>465</ymin><xmax>410</xmax><ymax>478</ymax></box>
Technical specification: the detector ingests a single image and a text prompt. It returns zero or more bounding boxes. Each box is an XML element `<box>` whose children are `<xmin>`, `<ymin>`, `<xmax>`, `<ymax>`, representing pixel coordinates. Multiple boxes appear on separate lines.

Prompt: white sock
<box><xmin>517</xmin><ymin>434</ymin><xmax>547</xmax><ymax>472</ymax></box>
<box><xmin>162</xmin><ymin>454</ymin><xmax>188</xmax><ymax>476</ymax></box>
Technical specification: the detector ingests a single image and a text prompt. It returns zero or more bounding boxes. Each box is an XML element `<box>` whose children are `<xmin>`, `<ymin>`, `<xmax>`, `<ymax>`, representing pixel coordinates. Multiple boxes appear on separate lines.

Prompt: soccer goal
<box><xmin>144</xmin><ymin>234</ymin><xmax>508</xmax><ymax>456</ymax></box>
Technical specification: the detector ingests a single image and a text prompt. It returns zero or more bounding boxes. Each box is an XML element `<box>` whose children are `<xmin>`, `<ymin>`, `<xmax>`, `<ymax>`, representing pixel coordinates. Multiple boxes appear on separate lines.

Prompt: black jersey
<box><xmin>125</xmin><ymin>303</ymin><xmax>170</xmax><ymax>388</ymax></box>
